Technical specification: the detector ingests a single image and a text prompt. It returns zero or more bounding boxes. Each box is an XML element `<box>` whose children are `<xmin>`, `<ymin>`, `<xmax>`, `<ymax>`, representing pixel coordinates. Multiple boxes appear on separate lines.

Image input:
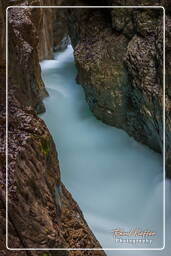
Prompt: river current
<box><xmin>40</xmin><ymin>45</ymin><xmax>171</xmax><ymax>255</ymax></box>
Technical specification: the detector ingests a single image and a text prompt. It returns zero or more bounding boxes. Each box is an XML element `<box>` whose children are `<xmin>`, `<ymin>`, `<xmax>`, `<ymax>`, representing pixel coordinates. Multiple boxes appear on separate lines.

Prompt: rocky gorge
<box><xmin>67</xmin><ymin>1</ymin><xmax>171</xmax><ymax>177</ymax></box>
<box><xmin>0</xmin><ymin>0</ymin><xmax>170</xmax><ymax>255</ymax></box>
<box><xmin>0</xmin><ymin>0</ymin><xmax>107</xmax><ymax>255</ymax></box>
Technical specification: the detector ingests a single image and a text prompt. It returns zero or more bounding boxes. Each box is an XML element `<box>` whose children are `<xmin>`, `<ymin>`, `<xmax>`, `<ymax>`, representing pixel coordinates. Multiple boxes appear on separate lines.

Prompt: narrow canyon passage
<box><xmin>39</xmin><ymin>45</ymin><xmax>169</xmax><ymax>252</ymax></box>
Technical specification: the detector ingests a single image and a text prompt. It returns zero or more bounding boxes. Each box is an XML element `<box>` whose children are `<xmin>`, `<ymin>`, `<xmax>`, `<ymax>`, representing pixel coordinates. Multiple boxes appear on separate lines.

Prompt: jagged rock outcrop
<box><xmin>66</xmin><ymin>1</ymin><xmax>171</xmax><ymax>177</ymax></box>
<box><xmin>0</xmin><ymin>0</ymin><xmax>106</xmax><ymax>254</ymax></box>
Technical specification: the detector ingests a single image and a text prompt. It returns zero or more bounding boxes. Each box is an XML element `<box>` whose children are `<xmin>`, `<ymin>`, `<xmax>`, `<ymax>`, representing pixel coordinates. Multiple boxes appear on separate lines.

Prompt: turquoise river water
<box><xmin>40</xmin><ymin>45</ymin><xmax>171</xmax><ymax>255</ymax></box>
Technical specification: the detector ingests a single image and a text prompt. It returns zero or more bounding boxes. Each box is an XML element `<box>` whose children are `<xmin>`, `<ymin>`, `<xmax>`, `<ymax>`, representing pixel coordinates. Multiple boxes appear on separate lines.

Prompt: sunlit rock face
<box><xmin>66</xmin><ymin>2</ymin><xmax>171</xmax><ymax>177</ymax></box>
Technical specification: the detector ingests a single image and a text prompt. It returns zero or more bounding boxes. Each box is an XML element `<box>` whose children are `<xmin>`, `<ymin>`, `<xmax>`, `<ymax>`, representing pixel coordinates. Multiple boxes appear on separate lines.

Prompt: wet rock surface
<box><xmin>0</xmin><ymin>0</ymin><xmax>106</xmax><ymax>254</ymax></box>
<box><xmin>66</xmin><ymin>1</ymin><xmax>171</xmax><ymax>177</ymax></box>
<box><xmin>7</xmin><ymin>2</ymin><xmax>47</xmax><ymax>114</ymax></box>
<box><xmin>0</xmin><ymin>93</ymin><xmax>105</xmax><ymax>254</ymax></box>
<box><xmin>3</xmin><ymin>0</ymin><xmax>69</xmax><ymax>114</ymax></box>
<box><xmin>0</xmin><ymin>0</ymin><xmax>170</xmax><ymax>254</ymax></box>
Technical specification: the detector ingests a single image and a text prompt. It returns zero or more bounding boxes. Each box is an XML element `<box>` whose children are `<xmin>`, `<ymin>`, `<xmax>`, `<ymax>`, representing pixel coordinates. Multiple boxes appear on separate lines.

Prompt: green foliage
<box><xmin>41</xmin><ymin>138</ymin><xmax>50</xmax><ymax>156</ymax></box>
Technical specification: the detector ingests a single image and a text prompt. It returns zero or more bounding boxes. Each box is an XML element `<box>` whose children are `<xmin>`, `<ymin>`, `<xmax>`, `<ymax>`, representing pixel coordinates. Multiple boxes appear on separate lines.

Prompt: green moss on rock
<box><xmin>41</xmin><ymin>137</ymin><xmax>50</xmax><ymax>156</ymax></box>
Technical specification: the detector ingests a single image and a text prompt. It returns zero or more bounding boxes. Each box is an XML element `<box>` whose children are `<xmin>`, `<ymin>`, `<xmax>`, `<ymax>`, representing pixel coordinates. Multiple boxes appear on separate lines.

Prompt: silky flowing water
<box><xmin>40</xmin><ymin>45</ymin><xmax>171</xmax><ymax>254</ymax></box>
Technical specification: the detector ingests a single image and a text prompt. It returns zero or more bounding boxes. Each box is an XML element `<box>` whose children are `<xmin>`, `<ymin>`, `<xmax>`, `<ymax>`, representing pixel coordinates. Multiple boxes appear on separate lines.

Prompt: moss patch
<box><xmin>40</xmin><ymin>137</ymin><xmax>50</xmax><ymax>156</ymax></box>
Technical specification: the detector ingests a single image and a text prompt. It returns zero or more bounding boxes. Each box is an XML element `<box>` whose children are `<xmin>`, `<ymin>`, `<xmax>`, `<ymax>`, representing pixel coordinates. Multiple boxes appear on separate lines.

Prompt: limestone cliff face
<box><xmin>0</xmin><ymin>0</ymin><xmax>106</xmax><ymax>254</ymax></box>
<box><xmin>67</xmin><ymin>1</ymin><xmax>171</xmax><ymax>177</ymax></box>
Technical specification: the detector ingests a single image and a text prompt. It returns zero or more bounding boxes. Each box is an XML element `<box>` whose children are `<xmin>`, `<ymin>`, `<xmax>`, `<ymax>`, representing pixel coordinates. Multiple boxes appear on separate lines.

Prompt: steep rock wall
<box><xmin>0</xmin><ymin>0</ymin><xmax>69</xmax><ymax>112</ymax></box>
<box><xmin>0</xmin><ymin>94</ymin><xmax>105</xmax><ymax>254</ymax></box>
<box><xmin>38</xmin><ymin>0</ymin><xmax>69</xmax><ymax>61</ymax></box>
<box><xmin>5</xmin><ymin>0</ymin><xmax>69</xmax><ymax>114</ymax></box>
<box><xmin>66</xmin><ymin>1</ymin><xmax>171</xmax><ymax>177</ymax></box>
<box><xmin>0</xmin><ymin>0</ymin><xmax>106</xmax><ymax>254</ymax></box>
<box><xmin>7</xmin><ymin>3</ymin><xmax>47</xmax><ymax>114</ymax></box>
